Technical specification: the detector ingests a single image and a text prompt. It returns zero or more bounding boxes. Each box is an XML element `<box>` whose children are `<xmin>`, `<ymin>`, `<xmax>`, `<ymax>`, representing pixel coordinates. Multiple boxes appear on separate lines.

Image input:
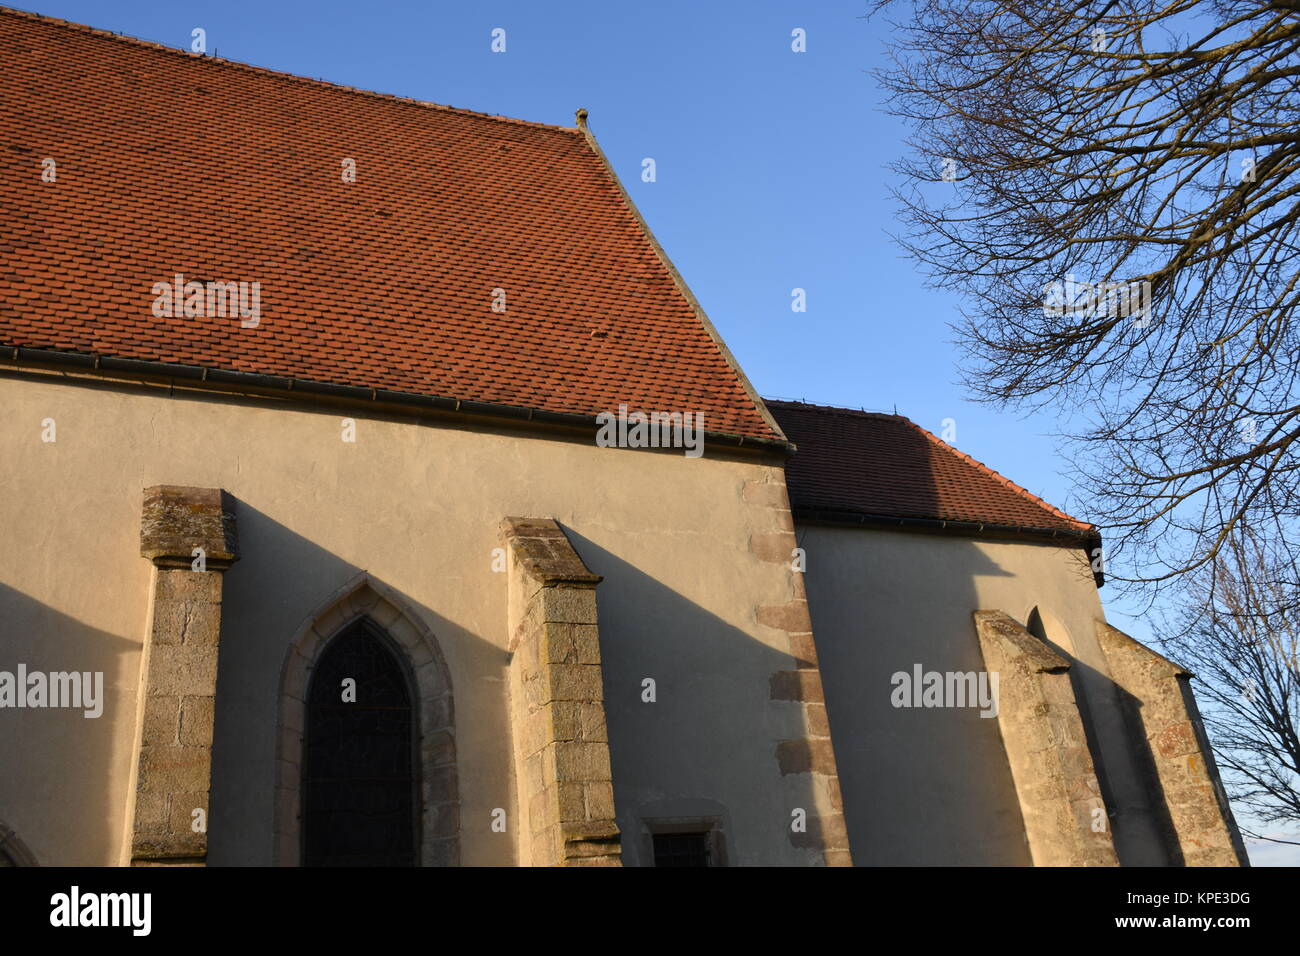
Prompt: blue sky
<box><xmin>17</xmin><ymin>0</ymin><xmax>1293</xmax><ymax>863</ymax></box>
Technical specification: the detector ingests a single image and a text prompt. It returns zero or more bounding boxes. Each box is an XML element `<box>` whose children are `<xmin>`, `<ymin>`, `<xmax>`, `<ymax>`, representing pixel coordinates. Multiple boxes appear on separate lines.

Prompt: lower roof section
<box><xmin>767</xmin><ymin>400</ymin><xmax>1100</xmax><ymax>551</ymax></box>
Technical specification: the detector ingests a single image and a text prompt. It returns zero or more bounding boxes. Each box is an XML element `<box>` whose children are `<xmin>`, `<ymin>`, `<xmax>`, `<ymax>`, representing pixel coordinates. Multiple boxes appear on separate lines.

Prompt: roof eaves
<box><xmin>0</xmin><ymin>345</ymin><xmax>798</xmax><ymax>457</ymax></box>
<box><xmin>792</xmin><ymin>505</ymin><xmax>1097</xmax><ymax>541</ymax></box>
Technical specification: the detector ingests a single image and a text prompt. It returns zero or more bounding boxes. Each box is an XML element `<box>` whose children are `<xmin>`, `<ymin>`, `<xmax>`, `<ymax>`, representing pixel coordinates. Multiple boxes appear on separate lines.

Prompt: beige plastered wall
<box><xmin>798</xmin><ymin>523</ymin><xmax>1174</xmax><ymax>865</ymax></box>
<box><xmin>0</xmin><ymin>373</ymin><xmax>825</xmax><ymax>866</ymax></box>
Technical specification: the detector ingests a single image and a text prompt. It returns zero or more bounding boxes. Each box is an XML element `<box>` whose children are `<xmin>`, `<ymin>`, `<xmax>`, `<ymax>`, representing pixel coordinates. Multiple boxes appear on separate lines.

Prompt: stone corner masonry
<box><xmin>500</xmin><ymin>517</ymin><xmax>621</xmax><ymax>867</ymax></box>
<box><xmin>1095</xmin><ymin>621</ymin><xmax>1249</xmax><ymax>866</ymax></box>
<box><xmin>749</xmin><ymin>474</ymin><xmax>852</xmax><ymax>867</ymax></box>
<box><xmin>122</xmin><ymin>485</ymin><xmax>240</xmax><ymax>866</ymax></box>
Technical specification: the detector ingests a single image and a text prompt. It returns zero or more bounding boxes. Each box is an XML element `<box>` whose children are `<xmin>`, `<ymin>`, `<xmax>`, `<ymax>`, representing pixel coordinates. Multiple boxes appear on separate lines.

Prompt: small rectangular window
<box><xmin>652</xmin><ymin>830</ymin><xmax>712</xmax><ymax>867</ymax></box>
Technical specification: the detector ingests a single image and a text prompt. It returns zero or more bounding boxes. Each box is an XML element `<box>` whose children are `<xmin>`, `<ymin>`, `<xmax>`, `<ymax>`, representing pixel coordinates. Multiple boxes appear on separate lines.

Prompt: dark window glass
<box><xmin>652</xmin><ymin>831</ymin><xmax>712</xmax><ymax>867</ymax></box>
<box><xmin>302</xmin><ymin>620</ymin><xmax>417</xmax><ymax>866</ymax></box>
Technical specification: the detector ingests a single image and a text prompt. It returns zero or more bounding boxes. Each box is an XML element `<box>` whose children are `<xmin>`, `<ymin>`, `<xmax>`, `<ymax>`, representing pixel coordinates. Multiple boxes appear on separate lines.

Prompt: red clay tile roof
<box><xmin>768</xmin><ymin>401</ymin><xmax>1094</xmax><ymax>536</ymax></box>
<box><xmin>0</xmin><ymin>8</ymin><xmax>779</xmax><ymax>441</ymax></box>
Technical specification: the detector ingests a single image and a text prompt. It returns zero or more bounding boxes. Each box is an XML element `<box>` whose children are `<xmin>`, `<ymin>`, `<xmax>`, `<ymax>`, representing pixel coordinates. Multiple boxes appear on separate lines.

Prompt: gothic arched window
<box><xmin>302</xmin><ymin>618</ymin><xmax>419</xmax><ymax>866</ymax></box>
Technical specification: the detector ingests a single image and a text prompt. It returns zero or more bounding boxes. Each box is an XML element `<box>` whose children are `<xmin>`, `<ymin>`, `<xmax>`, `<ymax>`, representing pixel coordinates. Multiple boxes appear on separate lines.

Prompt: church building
<box><xmin>0</xmin><ymin>7</ymin><xmax>1247</xmax><ymax>866</ymax></box>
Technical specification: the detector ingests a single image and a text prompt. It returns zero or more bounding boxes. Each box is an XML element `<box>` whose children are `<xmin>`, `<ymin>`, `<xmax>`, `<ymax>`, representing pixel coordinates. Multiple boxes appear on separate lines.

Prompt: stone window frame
<box><xmin>0</xmin><ymin>821</ymin><xmax>38</xmax><ymax>866</ymax></box>
<box><xmin>636</xmin><ymin>806</ymin><xmax>731</xmax><ymax>867</ymax></box>
<box><xmin>274</xmin><ymin>573</ymin><xmax>459</xmax><ymax>866</ymax></box>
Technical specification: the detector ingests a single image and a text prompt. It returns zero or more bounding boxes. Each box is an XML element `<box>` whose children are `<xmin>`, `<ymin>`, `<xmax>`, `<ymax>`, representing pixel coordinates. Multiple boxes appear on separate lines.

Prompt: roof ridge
<box><xmin>576</xmin><ymin>121</ymin><xmax>788</xmax><ymax>443</ymax></box>
<box><xmin>0</xmin><ymin>4</ymin><xmax>581</xmax><ymax>135</ymax></box>
<box><xmin>764</xmin><ymin>398</ymin><xmax>898</xmax><ymax>420</ymax></box>
<box><xmin>899</xmin><ymin>417</ymin><xmax>1093</xmax><ymax>531</ymax></box>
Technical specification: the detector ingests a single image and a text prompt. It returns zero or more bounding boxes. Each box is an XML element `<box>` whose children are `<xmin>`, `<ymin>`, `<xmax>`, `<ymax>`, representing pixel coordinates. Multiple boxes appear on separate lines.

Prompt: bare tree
<box><xmin>876</xmin><ymin>0</ymin><xmax>1300</xmax><ymax>603</ymax></box>
<box><xmin>1156</xmin><ymin>532</ymin><xmax>1300</xmax><ymax>837</ymax></box>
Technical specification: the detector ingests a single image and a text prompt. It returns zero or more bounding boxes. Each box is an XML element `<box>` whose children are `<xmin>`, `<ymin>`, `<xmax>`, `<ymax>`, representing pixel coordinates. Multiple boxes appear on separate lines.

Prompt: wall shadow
<box><xmin>800</xmin><ymin>530</ymin><xmax>1033</xmax><ymax>865</ymax></box>
<box><xmin>0</xmin><ymin>582</ymin><xmax>136</xmax><ymax>865</ymax></box>
<box><xmin>1107</xmin><ymin>676</ymin><xmax>1185</xmax><ymax>865</ymax></box>
<box><xmin>774</xmin><ymin>404</ymin><xmax>1032</xmax><ymax>864</ymax></box>
<box><xmin>563</xmin><ymin>529</ymin><xmax>824</xmax><ymax>866</ymax></box>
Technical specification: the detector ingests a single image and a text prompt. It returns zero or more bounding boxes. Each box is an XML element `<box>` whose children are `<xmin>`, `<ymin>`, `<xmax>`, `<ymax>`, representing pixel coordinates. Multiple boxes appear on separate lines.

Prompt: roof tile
<box><xmin>0</xmin><ymin>8</ymin><xmax>777</xmax><ymax>441</ymax></box>
<box><xmin>768</xmin><ymin>400</ymin><xmax>1093</xmax><ymax>535</ymax></box>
